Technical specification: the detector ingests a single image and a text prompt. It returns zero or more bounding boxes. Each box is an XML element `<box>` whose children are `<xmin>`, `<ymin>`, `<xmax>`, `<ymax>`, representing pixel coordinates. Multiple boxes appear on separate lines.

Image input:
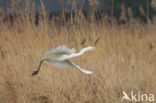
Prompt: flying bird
<box><xmin>32</xmin><ymin>45</ymin><xmax>100</xmax><ymax>76</ymax></box>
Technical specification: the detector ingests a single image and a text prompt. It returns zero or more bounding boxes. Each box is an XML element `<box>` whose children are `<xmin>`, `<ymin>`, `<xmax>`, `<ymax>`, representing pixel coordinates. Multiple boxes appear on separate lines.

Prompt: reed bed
<box><xmin>0</xmin><ymin>2</ymin><xmax>156</xmax><ymax>103</ymax></box>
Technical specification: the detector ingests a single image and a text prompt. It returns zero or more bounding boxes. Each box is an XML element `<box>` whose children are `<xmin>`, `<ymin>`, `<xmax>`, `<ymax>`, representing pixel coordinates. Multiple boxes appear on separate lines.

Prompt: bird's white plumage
<box><xmin>51</xmin><ymin>60</ymin><xmax>93</xmax><ymax>74</ymax></box>
<box><xmin>72</xmin><ymin>63</ymin><xmax>93</xmax><ymax>74</ymax></box>
<box><xmin>32</xmin><ymin>45</ymin><xmax>96</xmax><ymax>75</ymax></box>
<box><xmin>51</xmin><ymin>60</ymin><xmax>74</xmax><ymax>68</ymax></box>
<box><xmin>50</xmin><ymin>45</ymin><xmax>75</xmax><ymax>54</ymax></box>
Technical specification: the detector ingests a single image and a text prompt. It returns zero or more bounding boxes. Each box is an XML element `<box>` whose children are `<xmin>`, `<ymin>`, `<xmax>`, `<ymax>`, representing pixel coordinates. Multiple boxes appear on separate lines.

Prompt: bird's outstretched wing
<box><xmin>50</xmin><ymin>45</ymin><xmax>75</xmax><ymax>54</ymax></box>
<box><xmin>73</xmin><ymin>64</ymin><xmax>93</xmax><ymax>74</ymax></box>
<box><xmin>50</xmin><ymin>60</ymin><xmax>93</xmax><ymax>74</ymax></box>
<box><xmin>50</xmin><ymin>60</ymin><xmax>74</xmax><ymax>68</ymax></box>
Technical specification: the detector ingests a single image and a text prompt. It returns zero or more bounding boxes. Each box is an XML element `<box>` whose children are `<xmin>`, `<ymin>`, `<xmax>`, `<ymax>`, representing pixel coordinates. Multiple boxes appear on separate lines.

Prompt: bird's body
<box><xmin>45</xmin><ymin>53</ymin><xmax>67</xmax><ymax>61</ymax></box>
<box><xmin>32</xmin><ymin>45</ymin><xmax>100</xmax><ymax>76</ymax></box>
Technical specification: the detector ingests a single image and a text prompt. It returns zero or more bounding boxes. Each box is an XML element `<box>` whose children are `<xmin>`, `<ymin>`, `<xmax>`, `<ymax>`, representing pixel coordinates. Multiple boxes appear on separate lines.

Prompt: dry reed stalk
<box><xmin>0</xmin><ymin>1</ymin><xmax>156</xmax><ymax>103</ymax></box>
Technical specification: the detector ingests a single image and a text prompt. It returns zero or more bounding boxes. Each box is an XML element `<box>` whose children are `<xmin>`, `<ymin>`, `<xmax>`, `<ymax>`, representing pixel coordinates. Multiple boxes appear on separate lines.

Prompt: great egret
<box><xmin>32</xmin><ymin>45</ymin><xmax>100</xmax><ymax>76</ymax></box>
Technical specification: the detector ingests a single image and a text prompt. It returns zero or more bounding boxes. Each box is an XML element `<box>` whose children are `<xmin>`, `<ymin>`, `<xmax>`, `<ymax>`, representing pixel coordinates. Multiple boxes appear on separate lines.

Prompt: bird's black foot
<box><xmin>32</xmin><ymin>71</ymin><xmax>39</xmax><ymax>76</ymax></box>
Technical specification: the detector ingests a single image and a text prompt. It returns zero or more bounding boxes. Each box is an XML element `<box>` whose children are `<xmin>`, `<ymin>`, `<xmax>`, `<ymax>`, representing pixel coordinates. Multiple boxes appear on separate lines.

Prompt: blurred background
<box><xmin>0</xmin><ymin>0</ymin><xmax>156</xmax><ymax>103</ymax></box>
<box><xmin>0</xmin><ymin>0</ymin><xmax>156</xmax><ymax>23</ymax></box>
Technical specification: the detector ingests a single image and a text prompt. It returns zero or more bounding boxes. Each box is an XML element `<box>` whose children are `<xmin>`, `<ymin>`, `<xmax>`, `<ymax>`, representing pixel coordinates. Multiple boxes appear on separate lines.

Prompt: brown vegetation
<box><xmin>0</xmin><ymin>2</ymin><xmax>156</xmax><ymax>103</ymax></box>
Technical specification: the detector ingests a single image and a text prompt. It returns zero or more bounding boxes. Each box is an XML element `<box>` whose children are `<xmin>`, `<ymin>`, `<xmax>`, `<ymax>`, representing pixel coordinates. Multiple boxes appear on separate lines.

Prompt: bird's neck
<box><xmin>77</xmin><ymin>48</ymin><xmax>90</xmax><ymax>56</ymax></box>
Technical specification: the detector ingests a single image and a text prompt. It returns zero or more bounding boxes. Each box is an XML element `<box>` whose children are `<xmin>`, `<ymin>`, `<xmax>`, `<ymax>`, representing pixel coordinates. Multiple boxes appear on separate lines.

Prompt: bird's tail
<box><xmin>73</xmin><ymin>64</ymin><xmax>93</xmax><ymax>74</ymax></box>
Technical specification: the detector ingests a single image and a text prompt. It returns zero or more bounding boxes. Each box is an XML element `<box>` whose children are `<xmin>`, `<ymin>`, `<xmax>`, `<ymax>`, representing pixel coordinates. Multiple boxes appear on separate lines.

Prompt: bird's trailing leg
<box><xmin>32</xmin><ymin>59</ymin><xmax>47</xmax><ymax>76</ymax></box>
<box><xmin>32</xmin><ymin>70</ymin><xmax>39</xmax><ymax>76</ymax></box>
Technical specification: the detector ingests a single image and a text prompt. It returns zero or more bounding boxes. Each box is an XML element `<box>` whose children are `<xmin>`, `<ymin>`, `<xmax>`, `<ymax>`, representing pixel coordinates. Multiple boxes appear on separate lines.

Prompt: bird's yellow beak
<box><xmin>95</xmin><ymin>48</ymin><xmax>102</xmax><ymax>50</ymax></box>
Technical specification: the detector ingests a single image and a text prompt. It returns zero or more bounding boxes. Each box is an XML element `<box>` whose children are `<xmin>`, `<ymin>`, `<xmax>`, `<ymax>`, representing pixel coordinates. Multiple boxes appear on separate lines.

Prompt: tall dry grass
<box><xmin>0</xmin><ymin>1</ymin><xmax>156</xmax><ymax>103</ymax></box>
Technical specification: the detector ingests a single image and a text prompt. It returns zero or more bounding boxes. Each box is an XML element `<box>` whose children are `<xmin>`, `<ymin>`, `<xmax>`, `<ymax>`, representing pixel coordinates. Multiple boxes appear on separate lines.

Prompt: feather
<box><xmin>51</xmin><ymin>60</ymin><xmax>93</xmax><ymax>74</ymax></box>
<box><xmin>50</xmin><ymin>60</ymin><xmax>74</xmax><ymax>68</ymax></box>
<box><xmin>50</xmin><ymin>45</ymin><xmax>75</xmax><ymax>54</ymax></box>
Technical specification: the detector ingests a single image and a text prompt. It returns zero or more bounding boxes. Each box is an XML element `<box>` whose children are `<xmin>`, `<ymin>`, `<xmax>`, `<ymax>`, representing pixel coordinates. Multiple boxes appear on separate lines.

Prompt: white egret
<box><xmin>32</xmin><ymin>45</ymin><xmax>100</xmax><ymax>76</ymax></box>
